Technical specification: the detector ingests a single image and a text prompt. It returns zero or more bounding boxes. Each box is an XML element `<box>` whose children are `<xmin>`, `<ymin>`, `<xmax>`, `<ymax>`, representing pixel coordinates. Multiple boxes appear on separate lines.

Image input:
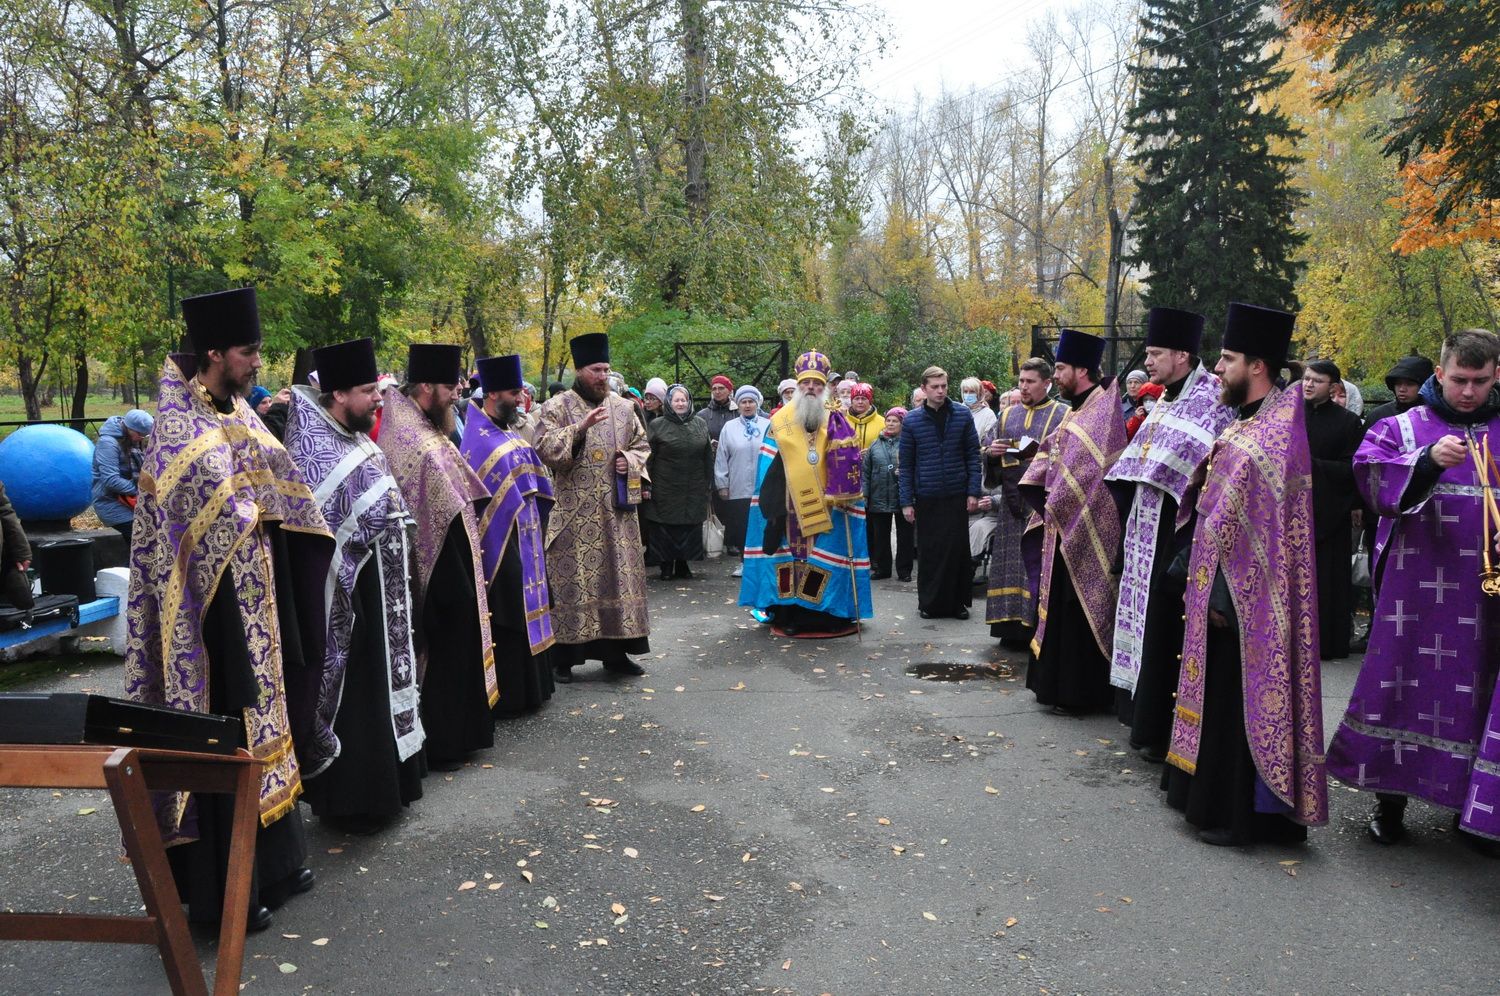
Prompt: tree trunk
<box><xmin>70</xmin><ymin>347</ymin><xmax>88</xmax><ymax>422</ymax></box>
<box><xmin>17</xmin><ymin>351</ymin><xmax>43</xmax><ymax>422</ymax></box>
<box><xmin>462</xmin><ymin>283</ymin><xmax>489</xmax><ymax>359</ymax></box>
<box><xmin>680</xmin><ymin>0</ymin><xmax>708</xmax><ymax>230</ymax></box>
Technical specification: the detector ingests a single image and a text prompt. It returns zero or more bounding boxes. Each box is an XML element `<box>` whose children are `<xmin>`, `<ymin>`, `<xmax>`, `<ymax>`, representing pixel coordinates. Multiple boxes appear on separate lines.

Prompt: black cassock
<box><xmin>488</xmin><ymin>530</ymin><xmax>555</xmax><ymax>717</ymax></box>
<box><xmin>169</xmin><ymin>523</ymin><xmax>315</xmax><ymax>922</ymax></box>
<box><xmin>1026</xmin><ymin>545</ymin><xmax>1115</xmax><ymax>713</ymax></box>
<box><xmin>1305</xmin><ymin>400</ymin><xmax>1365</xmax><ymax>659</ymax></box>
<box><xmin>301</xmin><ymin>556</ymin><xmax>425</xmax><ymax>823</ymax></box>
<box><xmin>417</xmin><ymin>519</ymin><xmax>495</xmax><ymax>763</ymax></box>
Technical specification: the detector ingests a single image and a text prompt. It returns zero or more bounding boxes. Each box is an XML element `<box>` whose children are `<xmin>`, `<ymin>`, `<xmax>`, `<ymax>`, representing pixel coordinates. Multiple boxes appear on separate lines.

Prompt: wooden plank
<box><xmin>0</xmin><ymin>913</ymin><xmax>157</xmax><ymax>945</ymax></box>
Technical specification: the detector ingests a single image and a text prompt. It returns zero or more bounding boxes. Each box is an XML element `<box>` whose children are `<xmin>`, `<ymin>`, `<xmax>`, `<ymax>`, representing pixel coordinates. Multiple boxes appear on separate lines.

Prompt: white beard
<box><xmin>795</xmin><ymin>390</ymin><xmax>829</xmax><ymax>433</ymax></box>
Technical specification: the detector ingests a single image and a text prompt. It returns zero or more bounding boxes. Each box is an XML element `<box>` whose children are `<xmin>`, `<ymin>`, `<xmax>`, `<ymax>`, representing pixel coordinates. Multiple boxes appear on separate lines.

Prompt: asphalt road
<box><xmin>2</xmin><ymin>567</ymin><xmax>1496</xmax><ymax>995</ymax></box>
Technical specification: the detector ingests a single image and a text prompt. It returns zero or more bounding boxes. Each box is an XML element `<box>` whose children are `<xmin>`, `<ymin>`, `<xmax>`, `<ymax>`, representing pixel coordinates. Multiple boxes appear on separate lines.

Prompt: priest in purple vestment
<box><xmin>125</xmin><ymin>287</ymin><xmax>333</xmax><ymax>931</ymax></box>
<box><xmin>984</xmin><ymin>357</ymin><xmax>1068</xmax><ymax>649</ymax></box>
<box><xmin>461</xmin><ymin>353</ymin><xmax>557</xmax><ymax>716</ymax></box>
<box><xmin>1020</xmin><ymin>329</ymin><xmax>1128</xmax><ymax>715</ymax></box>
<box><xmin>380</xmin><ymin>343</ymin><xmax>498</xmax><ymax>769</ymax></box>
<box><xmin>1327</xmin><ymin>328</ymin><xmax>1500</xmax><ymax>852</ymax></box>
<box><xmin>1106</xmin><ymin>307</ymin><xmax>1234</xmax><ymax>762</ymax></box>
<box><xmin>1164</xmin><ymin>302</ymin><xmax>1329</xmax><ymax>847</ymax></box>
<box><xmin>284</xmin><ymin>337</ymin><xmax>426</xmax><ymax>833</ymax></box>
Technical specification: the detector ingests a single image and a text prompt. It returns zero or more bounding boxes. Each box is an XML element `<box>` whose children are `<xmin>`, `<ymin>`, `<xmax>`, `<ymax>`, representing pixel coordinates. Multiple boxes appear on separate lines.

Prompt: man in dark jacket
<box><xmin>0</xmin><ymin>480</ymin><xmax>32</xmax><ymax>609</ymax></box>
<box><xmin>696</xmin><ymin>375</ymin><xmax>737</xmax><ymax>442</ymax></box>
<box><xmin>899</xmin><ymin>366</ymin><xmax>982</xmax><ymax>618</ymax></box>
<box><xmin>1363</xmin><ymin>353</ymin><xmax>1434</xmax><ymax>426</ymax></box>
<box><xmin>1303</xmin><ymin>359</ymin><xmax>1366</xmax><ymax>659</ymax></box>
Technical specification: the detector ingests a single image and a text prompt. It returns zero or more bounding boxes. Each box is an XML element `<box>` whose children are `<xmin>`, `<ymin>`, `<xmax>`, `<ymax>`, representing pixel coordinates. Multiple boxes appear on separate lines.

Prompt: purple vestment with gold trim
<box><xmin>1327</xmin><ymin>404</ymin><xmax>1500</xmax><ymax>839</ymax></box>
<box><xmin>124</xmin><ymin>356</ymin><xmax>333</xmax><ymax>840</ymax></box>
<box><xmin>1169</xmin><ymin>384</ymin><xmax>1328</xmax><ymax>827</ymax></box>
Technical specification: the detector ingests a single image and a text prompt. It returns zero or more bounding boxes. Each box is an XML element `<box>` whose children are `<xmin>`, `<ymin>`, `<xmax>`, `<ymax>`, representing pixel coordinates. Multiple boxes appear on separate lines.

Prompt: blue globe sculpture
<box><xmin>0</xmin><ymin>424</ymin><xmax>95</xmax><ymax>522</ymax></box>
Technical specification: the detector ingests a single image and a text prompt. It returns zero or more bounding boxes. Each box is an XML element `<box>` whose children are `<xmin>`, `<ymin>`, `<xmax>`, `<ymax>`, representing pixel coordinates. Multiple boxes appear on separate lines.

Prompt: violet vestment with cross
<box><xmin>1020</xmin><ymin>329</ymin><xmax>1128</xmax><ymax>713</ymax></box>
<box><xmin>283</xmin><ymin>336</ymin><xmax>426</xmax><ymax>824</ymax></box>
<box><xmin>379</xmin><ymin>344</ymin><xmax>498</xmax><ymax>765</ymax></box>
<box><xmin>125</xmin><ymin>287</ymin><xmax>334</xmax><ymax>921</ymax></box>
<box><xmin>461</xmin><ymin>352</ymin><xmax>557</xmax><ymax>714</ymax></box>
<box><xmin>1327</xmin><ymin>378</ymin><xmax>1500</xmax><ymax>841</ymax></box>
<box><xmin>1164</xmin><ymin>303</ymin><xmax>1328</xmax><ymax>844</ymax></box>
<box><xmin>1105</xmin><ymin>307</ymin><xmax>1235</xmax><ymax>758</ymax></box>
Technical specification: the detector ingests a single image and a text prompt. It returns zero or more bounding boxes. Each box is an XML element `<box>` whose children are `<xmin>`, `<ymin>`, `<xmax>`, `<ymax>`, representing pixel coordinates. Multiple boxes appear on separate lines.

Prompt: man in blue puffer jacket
<box><xmin>899</xmin><ymin>366</ymin><xmax>982</xmax><ymax>618</ymax></box>
<box><xmin>92</xmin><ymin>409</ymin><xmax>153</xmax><ymax>544</ymax></box>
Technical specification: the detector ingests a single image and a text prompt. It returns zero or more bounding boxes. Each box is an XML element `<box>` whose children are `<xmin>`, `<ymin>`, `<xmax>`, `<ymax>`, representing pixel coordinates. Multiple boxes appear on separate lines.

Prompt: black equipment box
<box><xmin>0</xmin><ymin>693</ymin><xmax>245</xmax><ymax>755</ymax></box>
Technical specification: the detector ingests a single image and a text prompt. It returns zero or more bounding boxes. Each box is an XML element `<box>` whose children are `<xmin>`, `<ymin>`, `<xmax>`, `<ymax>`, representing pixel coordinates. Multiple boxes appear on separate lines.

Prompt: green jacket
<box><xmin>645</xmin><ymin>413</ymin><xmax>714</xmax><ymax>524</ymax></box>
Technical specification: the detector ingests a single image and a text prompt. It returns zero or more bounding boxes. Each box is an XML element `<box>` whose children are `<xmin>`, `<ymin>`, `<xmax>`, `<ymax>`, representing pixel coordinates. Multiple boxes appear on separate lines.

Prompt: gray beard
<box><xmin>795</xmin><ymin>391</ymin><xmax>828</xmax><ymax>433</ymax></box>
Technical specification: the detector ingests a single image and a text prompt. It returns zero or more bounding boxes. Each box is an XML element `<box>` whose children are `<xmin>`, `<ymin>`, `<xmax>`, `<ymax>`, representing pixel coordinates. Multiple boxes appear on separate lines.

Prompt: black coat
<box><xmin>1305</xmin><ymin>400</ymin><xmax>1365</xmax><ymax>542</ymax></box>
<box><xmin>645</xmin><ymin>413</ymin><xmax>714</xmax><ymax>524</ymax></box>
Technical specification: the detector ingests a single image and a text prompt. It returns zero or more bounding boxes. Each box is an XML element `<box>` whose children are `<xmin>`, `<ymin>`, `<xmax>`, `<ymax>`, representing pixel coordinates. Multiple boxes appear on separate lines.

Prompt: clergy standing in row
<box><xmin>461</xmin><ymin>353</ymin><xmax>557</xmax><ymax>715</ymax></box>
<box><xmin>1021</xmin><ymin>330</ymin><xmax>1127</xmax><ymax>714</ymax></box>
<box><xmin>125</xmin><ymin>287</ymin><xmax>333</xmax><ymax>931</ymax></box>
<box><xmin>1164</xmin><ymin>302</ymin><xmax>1328</xmax><ymax>846</ymax></box>
<box><xmin>535</xmin><ymin>333</ymin><xmax>651</xmax><ymax>680</ymax></box>
<box><xmin>1107</xmin><ymin>308</ymin><xmax>1234</xmax><ymax>762</ymax></box>
<box><xmin>1328</xmin><ymin>328</ymin><xmax>1500</xmax><ymax>851</ymax></box>
<box><xmin>984</xmin><ymin>358</ymin><xmax>1067</xmax><ymax>649</ymax></box>
<box><xmin>380</xmin><ymin>344</ymin><xmax>498</xmax><ymax>768</ymax></box>
<box><xmin>284</xmin><ymin>337</ymin><xmax>426</xmax><ymax>833</ymax></box>
<box><xmin>1302</xmin><ymin>359</ymin><xmax>1366</xmax><ymax>659</ymax></box>
<box><xmin>740</xmin><ymin>350</ymin><xmax>873</xmax><ymax>638</ymax></box>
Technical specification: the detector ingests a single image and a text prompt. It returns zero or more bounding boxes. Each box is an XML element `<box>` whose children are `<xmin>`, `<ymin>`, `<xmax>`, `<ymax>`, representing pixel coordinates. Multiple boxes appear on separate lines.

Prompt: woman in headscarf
<box><xmin>713</xmin><ymin>385</ymin><xmax>771</xmax><ymax>574</ymax></box>
<box><xmin>643</xmin><ymin>377</ymin><xmax>668</xmax><ymax>423</ymax></box>
<box><xmin>644</xmin><ymin>384</ymin><xmax>714</xmax><ymax>580</ymax></box>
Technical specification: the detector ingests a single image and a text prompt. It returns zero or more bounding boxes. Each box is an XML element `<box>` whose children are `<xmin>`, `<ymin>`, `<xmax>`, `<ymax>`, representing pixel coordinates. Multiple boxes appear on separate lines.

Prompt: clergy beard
<box><xmin>344</xmin><ymin>408</ymin><xmax>377</xmax><ymax>435</ymax></box>
<box><xmin>421</xmin><ymin>396</ymin><xmax>456</xmax><ymax>436</ymax></box>
<box><xmin>1220</xmin><ymin>374</ymin><xmax>1249</xmax><ymax>409</ymax></box>
<box><xmin>795</xmin><ymin>390</ymin><xmax>828</xmax><ymax>433</ymax></box>
<box><xmin>573</xmin><ymin>381</ymin><xmax>606</xmax><ymax>405</ymax></box>
<box><xmin>491</xmin><ymin>401</ymin><xmax>518</xmax><ymax>429</ymax></box>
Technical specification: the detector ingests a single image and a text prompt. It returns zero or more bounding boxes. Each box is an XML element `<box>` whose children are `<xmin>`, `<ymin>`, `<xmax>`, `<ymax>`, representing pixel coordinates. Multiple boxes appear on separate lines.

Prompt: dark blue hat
<box><xmin>569</xmin><ymin>333</ymin><xmax>610</xmax><ymax>369</ymax></box>
<box><xmin>180</xmin><ymin>287</ymin><xmax>261</xmax><ymax>352</ymax></box>
<box><xmin>1055</xmin><ymin>328</ymin><xmax>1106</xmax><ymax>370</ymax></box>
<box><xmin>1222</xmin><ymin>302</ymin><xmax>1295</xmax><ymax>370</ymax></box>
<box><xmin>476</xmin><ymin>354</ymin><xmax>524</xmax><ymax>393</ymax></box>
<box><xmin>1144</xmin><ymin>307</ymin><xmax>1206</xmax><ymax>353</ymax></box>
<box><xmin>406</xmin><ymin>343</ymin><xmax>463</xmax><ymax>386</ymax></box>
<box><xmin>313</xmin><ymin>338</ymin><xmax>379</xmax><ymax>392</ymax></box>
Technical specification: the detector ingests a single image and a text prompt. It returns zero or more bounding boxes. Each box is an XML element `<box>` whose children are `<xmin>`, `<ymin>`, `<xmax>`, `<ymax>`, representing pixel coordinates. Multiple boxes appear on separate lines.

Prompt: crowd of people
<box><xmin>114</xmin><ymin>283</ymin><xmax>1500</xmax><ymax>936</ymax></box>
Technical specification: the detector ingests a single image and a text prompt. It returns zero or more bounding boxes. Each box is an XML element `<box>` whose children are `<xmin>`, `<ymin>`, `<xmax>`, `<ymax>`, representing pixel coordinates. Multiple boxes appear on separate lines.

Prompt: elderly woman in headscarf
<box><xmin>644</xmin><ymin>384</ymin><xmax>715</xmax><ymax>580</ymax></box>
<box><xmin>643</xmin><ymin>377</ymin><xmax>668</xmax><ymax>423</ymax></box>
<box><xmin>714</xmin><ymin>384</ymin><xmax>771</xmax><ymax>573</ymax></box>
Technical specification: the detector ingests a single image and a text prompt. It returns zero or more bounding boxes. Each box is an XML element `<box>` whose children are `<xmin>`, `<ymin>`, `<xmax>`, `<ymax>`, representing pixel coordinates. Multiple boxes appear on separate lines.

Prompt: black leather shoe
<box><xmin>604</xmin><ymin>657</ymin><xmax>646</xmax><ymax>676</ymax></box>
<box><xmin>288</xmin><ymin>867</ymin><xmax>315</xmax><ymax>896</ymax></box>
<box><xmin>954</xmin><ymin>607</ymin><xmax>970</xmax><ymax>620</ymax></box>
<box><xmin>897</xmin><ymin>575</ymin><xmax>911</xmax><ymax>583</ymax></box>
<box><xmin>1197</xmin><ymin>827</ymin><xmax>1241</xmax><ymax>847</ymax></box>
<box><xmin>919</xmin><ymin>609</ymin><xmax>933</xmax><ymax>619</ymax></box>
<box><xmin>1368</xmin><ymin>798</ymin><xmax>1407</xmax><ymax>845</ymax></box>
<box><xmin>658</xmin><ymin>566</ymin><xmax>674</xmax><ymax>581</ymax></box>
<box><xmin>247</xmin><ymin>904</ymin><xmax>273</xmax><ymax>933</ymax></box>
<box><xmin>870</xmin><ymin>571</ymin><xmax>891</xmax><ymax>580</ymax></box>
<box><xmin>551</xmin><ymin>663</ymin><xmax>574</xmax><ymax>684</ymax></box>
<box><xmin>1139</xmin><ymin>745</ymin><xmax>1168</xmax><ymax>764</ymax></box>
<box><xmin>676</xmin><ymin>562</ymin><xmax>694</xmax><ymax>579</ymax></box>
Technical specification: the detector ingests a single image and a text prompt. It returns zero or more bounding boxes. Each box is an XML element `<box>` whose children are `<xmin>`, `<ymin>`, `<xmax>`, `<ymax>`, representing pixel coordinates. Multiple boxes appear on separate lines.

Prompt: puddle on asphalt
<box><xmin>905</xmin><ymin>661</ymin><xmax>1013</xmax><ymax>682</ymax></box>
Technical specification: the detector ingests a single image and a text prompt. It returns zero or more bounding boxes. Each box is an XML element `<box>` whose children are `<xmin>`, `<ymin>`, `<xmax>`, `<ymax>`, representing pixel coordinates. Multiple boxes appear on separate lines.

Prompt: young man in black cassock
<box><xmin>1302</xmin><ymin>359</ymin><xmax>1366</xmax><ymax>659</ymax></box>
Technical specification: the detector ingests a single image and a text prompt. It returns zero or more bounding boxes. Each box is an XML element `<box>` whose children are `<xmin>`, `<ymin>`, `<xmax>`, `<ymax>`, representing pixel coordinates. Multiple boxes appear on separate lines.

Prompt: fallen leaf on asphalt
<box><xmin>742</xmin><ymin>852</ymin><xmax>752</xmax><ymax>863</ymax></box>
<box><xmin>542</xmin><ymin>896</ymin><xmax>558</xmax><ymax>910</ymax></box>
<box><xmin>788</xmin><ymin>882</ymin><xmax>803</xmax><ymax>892</ymax></box>
<box><xmin>534</xmin><ymin>921</ymin><xmax>549</xmax><ymax>929</ymax></box>
<box><xmin>1120</xmin><ymin>897</ymin><xmax>1133</xmax><ymax>904</ymax></box>
<box><xmin>614</xmin><ymin>914</ymin><xmax>629</xmax><ymax>926</ymax></box>
<box><xmin>611</xmin><ymin>902</ymin><xmax>626</xmax><ymax>916</ymax></box>
<box><xmin>278</xmin><ymin>963</ymin><xmax>297</xmax><ymax>974</ymax></box>
<box><xmin>674</xmin><ymin>686</ymin><xmax>685</xmax><ymax>692</ymax></box>
<box><xmin>1278</xmin><ymin>860</ymin><xmax>1300</xmax><ymax>866</ymax></box>
<box><xmin>586</xmin><ymin>798</ymin><xmax>617</xmax><ymax>808</ymax></box>
<box><xmin>77</xmin><ymin>808</ymin><xmax>97</xmax><ymax>816</ymax></box>
<box><xmin>783</xmin><ymin>959</ymin><xmax>793</xmax><ymax>970</ymax></box>
<box><xmin>820</xmin><ymin>787</ymin><xmax>836</xmax><ymax>794</ymax></box>
<box><xmin>691</xmin><ymin>805</ymin><xmax>706</xmax><ymax>812</ymax></box>
<box><xmin>641</xmin><ymin>688</ymin><xmax>655</xmax><ymax>693</ymax></box>
<box><xmin>877</xmin><ymin>817</ymin><xmax>891</xmax><ymax>826</ymax></box>
<box><xmin>326</xmin><ymin>847</ymin><xmax>343</xmax><ymax>854</ymax></box>
<box><xmin>1096</xmin><ymin>906</ymin><xmax>1113</xmax><ymax>913</ymax></box>
<box><xmin>521</xmin><ymin>870</ymin><xmax>534</xmax><ymax>883</ymax></box>
<box><xmin>281</xmin><ymin>933</ymin><xmax>301</xmax><ymax>939</ymax></box>
<box><xmin>922</xmin><ymin>912</ymin><xmax>937</xmax><ymax>921</ymax></box>
<box><xmin>730</xmin><ymin>682</ymin><xmax>746</xmax><ymax>691</ymax></box>
<box><xmin>487</xmin><ymin>883</ymin><xmax>502</xmax><ymax>891</ymax></box>
<box><xmin>705</xmin><ymin>893</ymin><xmax>725</xmax><ymax>902</ymax></box>
<box><xmin>623</xmin><ymin>847</ymin><xmax>639</xmax><ymax>859</ymax></box>
<box><xmin>892</xmin><ymin>845</ymin><xmax>906</xmax><ymax>854</ymax></box>
<box><xmin>1005</xmin><ymin>917</ymin><xmax>1019</xmax><ymax>928</ymax></box>
<box><xmin>984</xmin><ymin>786</ymin><xmax>999</xmax><ymax>795</ymax></box>
<box><xmin>458</xmin><ymin>881</ymin><xmax>477</xmax><ymax>891</ymax></box>
<box><xmin>311</xmin><ymin>938</ymin><xmax>329</xmax><ymax>946</ymax></box>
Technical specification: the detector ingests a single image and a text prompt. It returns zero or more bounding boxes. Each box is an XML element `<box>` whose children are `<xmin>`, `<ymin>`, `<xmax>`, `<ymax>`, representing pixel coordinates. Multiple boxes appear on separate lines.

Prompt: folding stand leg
<box><xmin>104</xmin><ymin>750</ymin><xmax>208</xmax><ymax>996</ymax></box>
<box><xmin>210</xmin><ymin>760</ymin><xmax>261</xmax><ymax>996</ymax></box>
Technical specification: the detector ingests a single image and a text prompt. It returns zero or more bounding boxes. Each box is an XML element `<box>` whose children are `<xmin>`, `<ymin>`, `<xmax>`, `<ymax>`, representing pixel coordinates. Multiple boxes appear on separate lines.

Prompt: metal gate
<box><xmin>1028</xmin><ymin>324</ymin><xmax>1147</xmax><ymax>377</ymax></box>
<box><xmin>673</xmin><ymin>340</ymin><xmax>789</xmax><ymax>406</ymax></box>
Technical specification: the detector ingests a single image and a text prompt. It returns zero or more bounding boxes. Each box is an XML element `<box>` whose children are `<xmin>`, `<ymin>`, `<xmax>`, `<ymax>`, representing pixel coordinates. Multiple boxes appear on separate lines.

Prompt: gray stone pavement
<box><xmin>1</xmin><ymin>566</ymin><xmax>1497</xmax><ymax>995</ymax></box>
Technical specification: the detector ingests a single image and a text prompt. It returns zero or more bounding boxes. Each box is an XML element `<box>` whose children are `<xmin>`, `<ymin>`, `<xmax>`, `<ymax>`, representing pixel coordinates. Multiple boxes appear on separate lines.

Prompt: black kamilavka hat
<box><xmin>407</xmin><ymin>343</ymin><xmax>463</xmax><ymax>386</ymax></box>
<box><xmin>476</xmin><ymin>354</ymin><xmax>524</xmax><ymax>393</ymax></box>
<box><xmin>180</xmin><ymin>287</ymin><xmax>262</xmax><ymax>353</ymax></box>
<box><xmin>1055</xmin><ymin>328</ymin><xmax>1106</xmax><ymax>370</ymax></box>
<box><xmin>569</xmin><ymin>333</ymin><xmax>610</xmax><ymax>369</ymax></box>
<box><xmin>313</xmin><ymin>338</ymin><xmax>379</xmax><ymax>392</ymax></box>
<box><xmin>1222</xmin><ymin>302</ymin><xmax>1295</xmax><ymax>370</ymax></box>
<box><xmin>1144</xmin><ymin>306</ymin><xmax>1206</xmax><ymax>354</ymax></box>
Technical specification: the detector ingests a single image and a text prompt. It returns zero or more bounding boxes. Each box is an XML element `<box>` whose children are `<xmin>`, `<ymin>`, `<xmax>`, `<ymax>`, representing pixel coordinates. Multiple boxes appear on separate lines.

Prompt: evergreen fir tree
<box><xmin>1126</xmin><ymin>0</ymin><xmax>1306</xmax><ymax>343</ymax></box>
